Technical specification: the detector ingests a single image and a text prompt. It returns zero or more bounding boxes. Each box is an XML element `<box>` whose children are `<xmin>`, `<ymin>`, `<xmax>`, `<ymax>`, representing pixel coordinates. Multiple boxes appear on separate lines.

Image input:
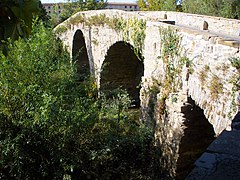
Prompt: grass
<box><xmin>199</xmin><ymin>65</ymin><xmax>210</xmax><ymax>88</ymax></box>
<box><xmin>209</xmin><ymin>74</ymin><xmax>223</xmax><ymax>100</ymax></box>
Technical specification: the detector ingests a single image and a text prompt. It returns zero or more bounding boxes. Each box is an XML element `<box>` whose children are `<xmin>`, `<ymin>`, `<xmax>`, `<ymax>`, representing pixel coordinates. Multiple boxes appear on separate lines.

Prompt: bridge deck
<box><xmin>175</xmin><ymin>23</ymin><xmax>240</xmax><ymax>44</ymax></box>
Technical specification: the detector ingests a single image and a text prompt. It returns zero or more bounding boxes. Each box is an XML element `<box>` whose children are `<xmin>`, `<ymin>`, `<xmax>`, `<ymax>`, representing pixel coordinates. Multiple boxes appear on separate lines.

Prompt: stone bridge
<box><xmin>55</xmin><ymin>10</ymin><xmax>240</xmax><ymax>178</ymax></box>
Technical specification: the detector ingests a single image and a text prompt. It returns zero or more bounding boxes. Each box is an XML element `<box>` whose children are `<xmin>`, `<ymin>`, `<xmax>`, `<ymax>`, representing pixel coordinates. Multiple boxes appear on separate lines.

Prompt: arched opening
<box><xmin>72</xmin><ymin>29</ymin><xmax>90</xmax><ymax>81</ymax></box>
<box><xmin>100</xmin><ymin>41</ymin><xmax>144</xmax><ymax>107</ymax></box>
<box><xmin>176</xmin><ymin>97</ymin><xmax>216</xmax><ymax>179</ymax></box>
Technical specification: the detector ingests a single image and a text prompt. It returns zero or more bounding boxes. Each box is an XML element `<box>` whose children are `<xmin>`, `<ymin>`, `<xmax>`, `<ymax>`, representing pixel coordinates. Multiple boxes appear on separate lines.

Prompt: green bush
<box><xmin>182</xmin><ymin>0</ymin><xmax>240</xmax><ymax>19</ymax></box>
<box><xmin>0</xmin><ymin>22</ymin><xmax>161</xmax><ymax>179</ymax></box>
<box><xmin>230</xmin><ymin>57</ymin><xmax>240</xmax><ymax>72</ymax></box>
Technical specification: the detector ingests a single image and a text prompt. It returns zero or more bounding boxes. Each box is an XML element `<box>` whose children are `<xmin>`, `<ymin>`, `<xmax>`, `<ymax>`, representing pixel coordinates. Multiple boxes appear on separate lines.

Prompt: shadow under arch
<box><xmin>100</xmin><ymin>41</ymin><xmax>144</xmax><ymax>107</ymax></box>
<box><xmin>72</xmin><ymin>29</ymin><xmax>90</xmax><ymax>81</ymax></box>
<box><xmin>231</xmin><ymin>112</ymin><xmax>240</xmax><ymax>130</ymax></box>
<box><xmin>176</xmin><ymin>97</ymin><xmax>216</xmax><ymax>179</ymax></box>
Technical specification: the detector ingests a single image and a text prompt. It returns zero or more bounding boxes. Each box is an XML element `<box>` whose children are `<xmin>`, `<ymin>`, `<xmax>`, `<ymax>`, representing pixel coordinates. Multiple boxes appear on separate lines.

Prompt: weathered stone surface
<box><xmin>137</xmin><ymin>11</ymin><xmax>240</xmax><ymax>37</ymax></box>
<box><xmin>217</xmin><ymin>39</ymin><xmax>240</xmax><ymax>48</ymax></box>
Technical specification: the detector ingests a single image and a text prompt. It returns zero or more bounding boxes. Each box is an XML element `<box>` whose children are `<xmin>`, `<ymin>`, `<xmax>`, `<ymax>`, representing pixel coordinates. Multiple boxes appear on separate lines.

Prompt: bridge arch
<box><xmin>72</xmin><ymin>29</ymin><xmax>90</xmax><ymax>81</ymax></box>
<box><xmin>100</xmin><ymin>41</ymin><xmax>144</xmax><ymax>107</ymax></box>
<box><xmin>176</xmin><ymin>96</ymin><xmax>215</xmax><ymax>179</ymax></box>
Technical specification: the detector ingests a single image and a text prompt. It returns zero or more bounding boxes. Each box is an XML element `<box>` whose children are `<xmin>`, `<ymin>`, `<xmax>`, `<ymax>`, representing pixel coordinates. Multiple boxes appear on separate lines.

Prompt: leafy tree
<box><xmin>0</xmin><ymin>0</ymin><xmax>40</xmax><ymax>41</ymax></box>
<box><xmin>0</xmin><ymin>21</ymin><xmax>161</xmax><ymax>179</ymax></box>
<box><xmin>137</xmin><ymin>0</ymin><xmax>149</xmax><ymax>10</ymax></box>
<box><xmin>0</xmin><ymin>0</ymin><xmax>49</xmax><ymax>54</ymax></box>
<box><xmin>162</xmin><ymin>0</ymin><xmax>177</xmax><ymax>11</ymax></box>
<box><xmin>182</xmin><ymin>0</ymin><xmax>240</xmax><ymax>19</ymax></box>
<box><xmin>137</xmin><ymin>0</ymin><xmax>240</xmax><ymax>19</ymax></box>
<box><xmin>38</xmin><ymin>1</ymin><xmax>51</xmax><ymax>26</ymax></box>
<box><xmin>137</xmin><ymin>0</ymin><xmax>176</xmax><ymax>11</ymax></box>
<box><xmin>49</xmin><ymin>4</ymin><xmax>63</xmax><ymax>26</ymax></box>
<box><xmin>59</xmin><ymin>0</ymin><xmax>107</xmax><ymax>22</ymax></box>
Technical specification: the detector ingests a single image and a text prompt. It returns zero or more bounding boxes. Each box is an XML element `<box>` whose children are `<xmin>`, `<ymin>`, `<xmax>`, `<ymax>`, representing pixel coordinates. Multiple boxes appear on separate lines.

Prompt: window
<box><xmin>48</xmin><ymin>6</ymin><xmax>51</xmax><ymax>9</ymax></box>
<box><xmin>130</xmin><ymin>6</ymin><xmax>132</xmax><ymax>8</ymax></box>
<box><xmin>125</xmin><ymin>6</ymin><xmax>127</xmax><ymax>8</ymax></box>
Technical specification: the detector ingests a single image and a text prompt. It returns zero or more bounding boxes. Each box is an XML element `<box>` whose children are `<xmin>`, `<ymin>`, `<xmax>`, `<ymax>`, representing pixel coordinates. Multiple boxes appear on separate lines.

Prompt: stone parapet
<box><xmin>137</xmin><ymin>11</ymin><xmax>240</xmax><ymax>37</ymax></box>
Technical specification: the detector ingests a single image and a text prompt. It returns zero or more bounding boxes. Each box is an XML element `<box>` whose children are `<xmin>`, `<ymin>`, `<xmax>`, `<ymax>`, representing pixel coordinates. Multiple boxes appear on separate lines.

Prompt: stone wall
<box><xmin>141</xmin><ymin>19</ymin><xmax>240</xmax><ymax>135</ymax></box>
<box><xmin>138</xmin><ymin>11</ymin><xmax>240</xmax><ymax>37</ymax></box>
<box><xmin>140</xmin><ymin>18</ymin><xmax>239</xmax><ymax>177</ymax></box>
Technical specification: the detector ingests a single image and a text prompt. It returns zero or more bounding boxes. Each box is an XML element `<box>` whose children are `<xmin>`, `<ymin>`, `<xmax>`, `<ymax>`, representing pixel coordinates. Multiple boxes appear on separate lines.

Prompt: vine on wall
<box><xmin>157</xmin><ymin>27</ymin><xmax>190</xmax><ymax>114</ymax></box>
<box><xmin>113</xmin><ymin>17</ymin><xmax>146</xmax><ymax>59</ymax></box>
<box><xmin>229</xmin><ymin>57</ymin><xmax>240</xmax><ymax>116</ymax></box>
<box><xmin>160</xmin><ymin>27</ymin><xmax>182</xmax><ymax>92</ymax></box>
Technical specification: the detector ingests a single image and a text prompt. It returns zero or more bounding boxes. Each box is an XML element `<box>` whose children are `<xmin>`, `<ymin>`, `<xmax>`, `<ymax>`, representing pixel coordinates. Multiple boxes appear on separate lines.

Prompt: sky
<box><xmin>41</xmin><ymin>0</ymin><xmax>136</xmax><ymax>3</ymax></box>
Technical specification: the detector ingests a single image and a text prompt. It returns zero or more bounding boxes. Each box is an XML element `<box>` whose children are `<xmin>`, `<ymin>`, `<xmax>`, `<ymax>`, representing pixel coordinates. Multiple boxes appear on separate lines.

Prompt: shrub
<box><xmin>209</xmin><ymin>74</ymin><xmax>223</xmax><ymax>100</ymax></box>
<box><xmin>0</xmin><ymin>22</ymin><xmax>161</xmax><ymax>179</ymax></box>
<box><xmin>230</xmin><ymin>57</ymin><xmax>240</xmax><ymax>72</ymax></box>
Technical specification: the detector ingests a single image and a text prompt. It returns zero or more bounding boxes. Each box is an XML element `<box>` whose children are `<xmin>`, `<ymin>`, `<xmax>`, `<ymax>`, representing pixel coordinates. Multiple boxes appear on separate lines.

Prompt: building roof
<box><xmin>42</xmin><ymin>2</ymin><xmax>138</xmax><ymax>6</ymax></box>
<box><xmin>107</xmin><ymin>2</ymin><xmax>138</xmax><ymax>5</ymax></box>
<box><xmin>42</xmin><ymin>3</ymin><xmax>64</xmax><ymax>6</ymax></box>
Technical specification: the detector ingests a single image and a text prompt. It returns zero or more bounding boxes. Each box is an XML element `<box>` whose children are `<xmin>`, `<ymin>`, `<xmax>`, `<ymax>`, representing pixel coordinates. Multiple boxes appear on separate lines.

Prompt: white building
<box><xmin>105</xmin><ymin>2</ymin><xmax>139</xmax><ymax>11</ymax></box>
<box><xmin>42</xmin><ymin>2</ymin><xmax>139</xmax><ymax>16</ymax></box>
<box><xmin>43</xmin><ymin>3</ymin><xmax>63</xmax><ymax>15</ymax></box>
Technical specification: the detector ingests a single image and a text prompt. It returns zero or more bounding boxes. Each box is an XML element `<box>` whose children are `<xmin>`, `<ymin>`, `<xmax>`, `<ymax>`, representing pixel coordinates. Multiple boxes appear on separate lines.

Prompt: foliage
<box><xmin>154</xmin><ymin>27</ymin><xmax>191</xmax><ymax>115</ymax></box>
<box><xmin>0</xmin><ymin>0</ymin><xmax>49</xmax><ymax>55</ymax></box>
<box><xmin>47</xmin><ymin>3</ymin><xmax>63</xmax><ymax>27</ymax></box>
<box><xmin>229</xmin><ymin>57</ymin><xmax>240</xmax><ymax>116</ymax></box>
<box><xmin>59</xmin><ymin>0</ymin><xmax>107</xmax><ymax>23</ymax></box>
<box><xmin>137</xmin><ymin>0</ymin><xmax>240</xmax><ymax>19</ymax></box>
<box><xmin>38</xmin><ymin>1</ymin><xmax>51</xmax><ymax>26</ymax></box>
<box><xmin>54</xmin><ymin>25</ymin><xmax>68</xmax><ymax>34</ymax></box>
<box><xmin>137</xmin><ymin>0</ymin><xmax>177</xmax><ymax>11</ymax></box>
<box><xmin>199</xmin><ymin>65</ymin><xmax>210</xmax><ymax>88</ymax></box>
<box><xmin>86</xmin><ymin>14</ymin><xmax>111</xmax><ymax>26</ymax></box>
<box><xmin>137</xmin><ymin>0</ymin><xmax>162</xmax><ymax>11</ymax></box>
<box><xmin>117</xmin><ymin>17</ymin><xmax>146</xmax><ymax>60</ymax></box>
<box><xmin>0</xmin><ymin>22</ymin><xmax>161</xmax><ymax>179</ymax></box>
<box><xmin>162</xmin><ymin>0</ymin><xmax>178</xmax><ymax>11</ymax></box>
<box><xmin>137</xmin><ymin>0</ymin><xmax>149</xmax><ymax>11</ymax></box>
<box><xmin>55</xmin><ymin>14</ymin><xmax>112</xmax><ymax>33</ymax></box>
<box><xmin>159</xmin><ymin>27</ymin><xmax>183</xmax><ymax>93</ymax></box>
<box><xmin>182</xmin><ymin>0</ymin><xmax>240</xmax><ymax>19</ymax></box>
<box><xmin>0</xmin><ymin>0</ymin><xmax>41</xmax><ymax>41</ymax></box>
<box><xmin>209</xmin><ymin>74</ymin><xmax>223</xmax><ymax>100</ymax></box>
<box><xmin>230</xmin><ymin>57</ymin><xmax>240</xmax><ymax>72</ymax></box>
